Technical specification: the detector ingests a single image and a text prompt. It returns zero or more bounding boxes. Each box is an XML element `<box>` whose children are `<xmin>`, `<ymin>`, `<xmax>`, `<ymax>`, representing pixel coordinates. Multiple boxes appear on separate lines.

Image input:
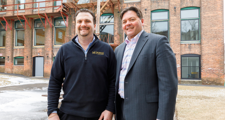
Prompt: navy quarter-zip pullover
<box><xmin>47</xmin><ymin>35</ymin><xmax>116</xmax><ymax>117</ymax></box>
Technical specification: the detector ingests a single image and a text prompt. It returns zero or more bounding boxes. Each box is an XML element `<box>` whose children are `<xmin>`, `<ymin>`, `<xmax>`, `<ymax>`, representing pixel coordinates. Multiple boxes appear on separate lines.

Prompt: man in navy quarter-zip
<box><xmin>47</xmin><ymin>9</ymin><xmax>116</xmax><ymax>120</ymax></box>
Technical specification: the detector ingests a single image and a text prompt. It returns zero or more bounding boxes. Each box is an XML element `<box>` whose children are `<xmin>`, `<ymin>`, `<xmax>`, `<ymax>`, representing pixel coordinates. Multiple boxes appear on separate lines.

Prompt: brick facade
<box><xmin>0</xmin><ymin>0</ymin><xmax>224</xmax><ymax>85</ymax></box>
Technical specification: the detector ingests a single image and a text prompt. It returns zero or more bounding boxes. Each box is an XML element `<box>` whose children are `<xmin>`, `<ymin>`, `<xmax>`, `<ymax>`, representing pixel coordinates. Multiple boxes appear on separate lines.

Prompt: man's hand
<box><xmin>98</xmin><ymin>110</ymin><xmax>113</xmax><ymax>120</ymax></box>
<box><xmin>48</xmin><ymin>113</ymin><xmax>60</xmax><ymax>120</ymax></box>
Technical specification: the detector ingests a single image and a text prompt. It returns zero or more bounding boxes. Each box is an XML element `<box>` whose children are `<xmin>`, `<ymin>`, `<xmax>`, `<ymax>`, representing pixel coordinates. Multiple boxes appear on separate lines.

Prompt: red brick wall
<box><xmin>0</xmin><ymin>0</ymin><xmax>224</xmax><ymax>86</ymax></box>
<box><xmin>0</xmin><ymin>66</ymin><xmax>4</xmax><ymax>72</ymax></box>
<box><xmin>13</xmin><ymin>66</ymin><xmax>24</xmax><ymax>75</ymax></box>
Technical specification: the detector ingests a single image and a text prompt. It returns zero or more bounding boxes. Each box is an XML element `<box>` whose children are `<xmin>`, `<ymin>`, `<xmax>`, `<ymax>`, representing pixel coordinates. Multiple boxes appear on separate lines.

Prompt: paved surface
<box><xmin>176</xmin><ymin>85</ymin><xmax>225</xmax><ymax>120</ymax></box>
<box><xmin>0</xmin><ymin>73</ymin><xmax>49</xmax><ymax>120</ymax></box>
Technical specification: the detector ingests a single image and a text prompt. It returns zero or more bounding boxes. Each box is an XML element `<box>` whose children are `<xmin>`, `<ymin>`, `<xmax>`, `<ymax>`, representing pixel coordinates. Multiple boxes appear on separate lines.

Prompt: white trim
<box><xmin>0</xmin><ymin>12</ymin><xmax>6</xmax><ymax>14</ymax></box>
<box><xmin>180</xmin><ymin>40</ymin><xmax>200</xmax><ymax>44</ymax></box>
<box><xmin>14</xmin><ymin>10</ymin><xmax>25</xmax><ymax>13</ymax></box>
<box><xmin>181</xmin><ymin>79</ymin><xmax>201</xmax><ymax>81</ymax></box>
<box><xmin>124</xmin><ymin>0</ymin><xmax>140</xmax><ymax>3</ymax></box>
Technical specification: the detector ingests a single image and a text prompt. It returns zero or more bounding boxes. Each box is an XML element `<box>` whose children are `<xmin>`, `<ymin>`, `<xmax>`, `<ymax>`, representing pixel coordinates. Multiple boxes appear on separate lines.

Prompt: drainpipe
<box><xmin>96</xmin><ymin>0</ymin><xmax>100</xmax><ymax>38</ymax></box>
<box><xmin>224</xmin><ymin>0</ymin><xmax>225</xmax><ymax>86</ymax></box>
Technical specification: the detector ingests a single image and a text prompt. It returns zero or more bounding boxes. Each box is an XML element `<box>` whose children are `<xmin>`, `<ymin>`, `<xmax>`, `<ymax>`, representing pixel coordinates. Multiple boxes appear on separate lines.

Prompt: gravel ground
<box><xmin>176</xmin><ymin>85</ymin><xmax>225</xmax><ymax>120</ymax></box>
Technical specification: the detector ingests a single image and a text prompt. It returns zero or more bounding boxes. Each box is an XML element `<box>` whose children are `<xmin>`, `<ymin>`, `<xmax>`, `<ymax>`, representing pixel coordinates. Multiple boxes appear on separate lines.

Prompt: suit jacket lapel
<box><xmin>127</xmin><ymin>31</ymin><xmax>149</xmax><ymax>74</ymax></box>
<box><xmin>116</xmin><ymin>43</ymin><xmax>126</xmax><ymax>87</ymax></box>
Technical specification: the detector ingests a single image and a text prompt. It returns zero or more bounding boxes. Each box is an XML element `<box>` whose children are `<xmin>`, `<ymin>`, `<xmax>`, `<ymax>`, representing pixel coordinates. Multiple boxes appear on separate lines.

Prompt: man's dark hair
<box><xmin>75</xmin><ymin>9</ymin><xmax>96</xmax><ymax>24</ymax></box>
<box><xmin>120</xmin><ymin>6</ymin><xmax>143</xmax><ymax>20</ymax></box>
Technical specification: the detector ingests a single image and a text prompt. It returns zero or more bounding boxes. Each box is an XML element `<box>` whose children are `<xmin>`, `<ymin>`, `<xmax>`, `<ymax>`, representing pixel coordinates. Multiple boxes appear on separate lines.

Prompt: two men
<box><xmin>48</xmin><ymin>6</ymin><xmax>177</xmax><ymax>120</ymax></box>
<box><xmin>115</xmin><ymin>7</ymin><xmax>178</xmax><ymax>120</ymax></box>
<box><xmin>48</xmin><ymin>9</ymin><xmax>116</xmax><ymax>120</ymax></box>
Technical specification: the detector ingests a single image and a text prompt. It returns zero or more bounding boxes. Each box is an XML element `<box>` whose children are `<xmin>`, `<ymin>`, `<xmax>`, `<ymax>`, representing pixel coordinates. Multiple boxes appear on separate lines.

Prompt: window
<box><xmin>181</xmin><ymin>54</ymin><xmax>201</xmax><ymax>79</ymax></box>
<box><xmin>54</xmin><ymin>0</ymin><xmax>66</xmax><ymax>6</ymax></box>
<box><xmin>34</xmin><ymin>0</ymin><xmax>45</xmax><ymax>8</ymax></box>
<box><xmin>151</xmin><ymin>10</ymin><xmax>169</xmax><ymax>39</ymax></box>
<box><xmin>15</xmin><ymin>21</ymin><xmax>24</xmax><ymax>46</ymax></box>
<box><xmin>54</xmin><ymin>19</ymin><xmax>66</xmax><ymax>45</ymax></box>
<box><xmin>34</xmin><ymin>20</ymin><xmax>45</xmax><ymax>46</ymax></box>
<box><xmin>181</xmin><ymin>7</ymin><xmax>200</xmax><ymax>41</ymax></box>
<box><xmin>77</xmin><ymin>0</ymin><xmax>89</xmax><ymax>4</ymax></box>
<box><xmin>0</xmin><ymin>0</ymin><xmax>7</xmax><ymax>11</ymax></box>
<box><xmin>15</xmin><ymin>0</ymin><xmax>25</xmax><ymax>10</ymax></box>
<box><xmin>100</xmin><ymin>13</ymin><xmax>114</xmax><ymax>43</ymax></box>
<box><xmin>14</xmin><ymin>56</ymin><xmax>24</xmax><ymax>65</ymax></box>
<box><xmin>0</xmin><ymin>23</ymin><xmax>6</xmax><ymax>47</ymax></box>
<box><xmin>0</xmin><ymin>57</ymin><xmax>5</xmax><ymax>65</ymax></box>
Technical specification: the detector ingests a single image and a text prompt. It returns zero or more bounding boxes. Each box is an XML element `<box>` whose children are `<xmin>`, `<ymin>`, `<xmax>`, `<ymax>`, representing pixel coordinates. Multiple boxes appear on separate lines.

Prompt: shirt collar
<box><xmin>125</xmin><ymin>30</ymin><xmax>144</xmax><ymax>45</ymax></box>
<box><xmin>75</xmin><ymin>35</ymin><xmax>95</xmax><ymax>46</ymax></box>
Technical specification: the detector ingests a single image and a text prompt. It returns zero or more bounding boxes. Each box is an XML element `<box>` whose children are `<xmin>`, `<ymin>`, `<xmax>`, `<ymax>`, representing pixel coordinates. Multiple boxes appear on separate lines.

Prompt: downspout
<box><xmin>224</xmin><ymin>0</ymin><xmax>225</xmax><ymax>86</ymax></box>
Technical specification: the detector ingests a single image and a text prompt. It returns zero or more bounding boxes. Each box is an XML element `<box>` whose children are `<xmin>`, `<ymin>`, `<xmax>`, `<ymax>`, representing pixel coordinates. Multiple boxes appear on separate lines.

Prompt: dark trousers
<box><xmin>58</xmin><ymin>110</ymin><xmax>99</xmax><ymax>120</ymax></box>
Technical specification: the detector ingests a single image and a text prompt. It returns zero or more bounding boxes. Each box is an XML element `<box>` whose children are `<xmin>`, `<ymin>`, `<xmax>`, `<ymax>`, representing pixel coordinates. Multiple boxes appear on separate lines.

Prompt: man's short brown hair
<box><xmin>75</xmin><ymin>9</ymin><xmax>96</xmax><ymax>24</ymax></box>
<box><xmin>120</xmin><ymin>6</ymin><xmax>143</xmax><ymax>20</ymax></box>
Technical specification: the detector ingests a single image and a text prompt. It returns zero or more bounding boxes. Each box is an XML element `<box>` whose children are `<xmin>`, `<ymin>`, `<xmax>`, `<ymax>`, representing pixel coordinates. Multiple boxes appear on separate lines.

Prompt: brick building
<box><xmin>0</xmin><ymin>0</ymin><xmax>224</xmax><ymax>85</ymax></box>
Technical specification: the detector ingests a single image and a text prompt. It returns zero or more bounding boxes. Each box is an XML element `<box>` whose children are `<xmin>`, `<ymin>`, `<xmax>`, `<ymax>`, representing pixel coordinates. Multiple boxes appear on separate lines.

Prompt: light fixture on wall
<box><xmin>174</xmin><ymin>6</ymin><xmax>176</xmax><ymax>12</ymax></box>
<box><xmin>7</xmin><ymin>56</ymin><xmax>9</xmax><ymax>61</ymax></box>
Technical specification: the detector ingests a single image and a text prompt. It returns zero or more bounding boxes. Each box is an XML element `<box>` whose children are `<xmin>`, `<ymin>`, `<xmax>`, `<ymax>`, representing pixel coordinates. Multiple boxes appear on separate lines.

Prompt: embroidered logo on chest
<box><xmin>92</xmin><ymin>51</ymin><xmax>104</xmax><ymax>55</ymax></box>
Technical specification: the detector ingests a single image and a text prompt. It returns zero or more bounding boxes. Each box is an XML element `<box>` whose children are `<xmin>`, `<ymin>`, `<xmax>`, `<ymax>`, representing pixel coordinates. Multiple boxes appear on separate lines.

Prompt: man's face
<box><xmin>76</xmin><ymin>12</ymin><xmax>96</xmax><ymax>37</ymax></box>
<box><xmin>122</xmin><ymin>10</ymin><xmax>144</xmax><ymax>40</ymax></box>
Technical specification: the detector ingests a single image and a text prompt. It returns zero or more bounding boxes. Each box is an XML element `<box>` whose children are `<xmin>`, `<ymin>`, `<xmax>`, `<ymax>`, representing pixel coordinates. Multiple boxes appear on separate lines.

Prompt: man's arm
<box><xmin>156</xmin><ymin>36</ymin><xmax>178</xmax><ymax>120</ymax></box>
<box><xmin>47</xmin><ymin>47</ymin><xmax>65</xmax><ymax>116</ymax></box>
<box><xmin>106</xmin><ymin>47</ymin><xmax>116</xmax><ymax>112</ymax></box>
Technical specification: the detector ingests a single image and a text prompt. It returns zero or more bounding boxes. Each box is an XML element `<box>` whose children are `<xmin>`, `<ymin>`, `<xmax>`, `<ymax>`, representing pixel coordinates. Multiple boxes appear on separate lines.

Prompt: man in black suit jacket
<box><xmin>115</xmin><ymin>6</ymin><xmax>178</xmax><ymax>120</ymax></box>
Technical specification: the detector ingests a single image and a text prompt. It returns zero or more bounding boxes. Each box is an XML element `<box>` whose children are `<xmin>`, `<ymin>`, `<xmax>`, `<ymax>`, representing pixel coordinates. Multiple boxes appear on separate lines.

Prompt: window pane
<box><xmin>34</xmin><ymin>0</ymin><xmax>45</xmax><ymax>8</ymax></box>
<box><xmin>188</xmin><ymin>57</ymin><xmax>199</xmax><ymax>66</ymax></box>
<box><xmin>55</xmin><ymin>27</ymin><xmax>66</xmax><ymax>45</ymax></box>
<box><xmin>100</xmin><ymin>25</ymin><xmax>114</xmax><ymax>43</ymax></box>
<box><xmin>16</xmin><ymin>30</ymin><xmax>24</xmax><ymax>46</ymax></box>
<box><xmin>35</xmin><ymin>21</ymin><xmax>44</xmax><ymax>28</ymax></box>
<box><xmin>182</xmin><ymin>66</ymin><xmax>200</xmax><ymax>79</ymax></box>
<box><xmin>181</xmin><ymin>20</ymin><xmax>199</xmax><ymax>41</ymax></box>
<box><xmin>35</xmin><ymin>29</ymin><xmax>45</xmax><ymax>46</ymax></box>
<box><xmin>77</xmin><ymin>0</ymin><xmax>89</xmax><ymax>4</ymax></box>
<box><xmin>0</xmin><ymin>23</ymin><xmax>5</xmax><ymax>29</ymax></box>
<box><xmin>55</xmin><ymin>19</ymin><xmax>66</xmax><ymax>26</ymax></box>
<box><xmin>16</xmin><ymin>22</ymin><xmax>24</xmax><ymax>29</ymax></box>
<box><xmin>15</xmin><ymin>0</ymin><xmax>25</xmax><ymax>10</ymax></box>
<box><xmin>152</xmin><ymin>12</ymin><xmax>168</xmax><ymax>20</ymax></box>
<box><xmin>14</xmin><ymin>58</ymin><xmax>24</xmax><ymax>65</ymax></box>
<box><xmin>182</xmin><ymin>57</ymin><xmax>188</xmax><ymax>66</ymax></box>
<box><xmin>100</xmin><ymin>15</ymin><xmax>114</xmax><ymax>23</ymax></box>
<box><xmin>0</xmin><ymin>57</ymin><xmax>5</xmax><ymax>65</ymax></box>
<box><xmin>55</xmin><ymin>0</ymin><xmax>66</xmax><ymax>6</ymax></box>
<box><xmin>181</xmin><ymin>9</ymin><xmax>199</xmax><ymax>19</ymax></box>
<box><xmin>0</xmin><ymin>0</ymin><xmax>7</xmax><ymax>11</ymax></box>
<box><xmin>0</xmin><ymin>31</ymin><xmax>6</xmax><ymax>47</ymax></box>
<box><xmin>152</xmin><ymin>21</ymin><xmax>168</xmax><ymax>38</ymax></box>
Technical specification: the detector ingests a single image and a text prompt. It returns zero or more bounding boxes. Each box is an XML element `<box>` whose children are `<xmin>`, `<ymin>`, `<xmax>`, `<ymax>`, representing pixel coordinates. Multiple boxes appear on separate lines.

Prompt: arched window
<box><xmin>54</xmin><ymin>18</ymin><xmax>66</xmax><ymax>45</ymax></box>
<box><xmin>181</xmin><ymin>54</ymin><xmax>201</xmax><ymax>79</ymax></box>
<box><xmin>181</xmin><ymin>7</ymin><xmax>200</xmax><ymax>42</ymax></box>
<box><xmin>34</xmin><ymin>20</ymin><xmax>45</xmax><ymax>46</ymax></box>
<box><xmin>151</xmin><ymin>9</ymin><xmax>169</xmax><ymax>39</ymax></box>
<box><xmin>14</xmin><ymin>56</ymin><xmax>24</xmax><ymax>65</ymax></box>
<box><xmin>100</xmin><ymin>13</ymin><xmax>114</xmax><ymax>43</ymax></box>
<box><xmin>0</xmin><ymin>22</ymin><xmax>6</xmax><ymax>47</ymax></box>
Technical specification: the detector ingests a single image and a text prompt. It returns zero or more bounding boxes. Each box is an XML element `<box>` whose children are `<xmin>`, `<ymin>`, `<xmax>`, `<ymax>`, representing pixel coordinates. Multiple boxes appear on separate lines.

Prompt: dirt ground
<box><xmin>176</xmin><ymin>85</ymin><xmax>225</xmax><ymax>120</ymax></box>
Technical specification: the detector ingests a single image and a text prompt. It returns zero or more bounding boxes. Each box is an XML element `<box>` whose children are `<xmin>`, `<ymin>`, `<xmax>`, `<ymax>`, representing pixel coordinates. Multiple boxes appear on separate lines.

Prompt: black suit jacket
<box><xmin>115</xmin><ymin>31</ymin><xmax>178</xmax><ymax>120</ymax></box>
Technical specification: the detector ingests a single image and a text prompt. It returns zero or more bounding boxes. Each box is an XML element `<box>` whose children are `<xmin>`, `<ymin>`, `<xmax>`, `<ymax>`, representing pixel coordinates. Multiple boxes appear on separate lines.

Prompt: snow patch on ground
<box><xmin>0</xmin><ymin>74</ymin><xmax>48</xmax><ymax>87</ymax></box>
